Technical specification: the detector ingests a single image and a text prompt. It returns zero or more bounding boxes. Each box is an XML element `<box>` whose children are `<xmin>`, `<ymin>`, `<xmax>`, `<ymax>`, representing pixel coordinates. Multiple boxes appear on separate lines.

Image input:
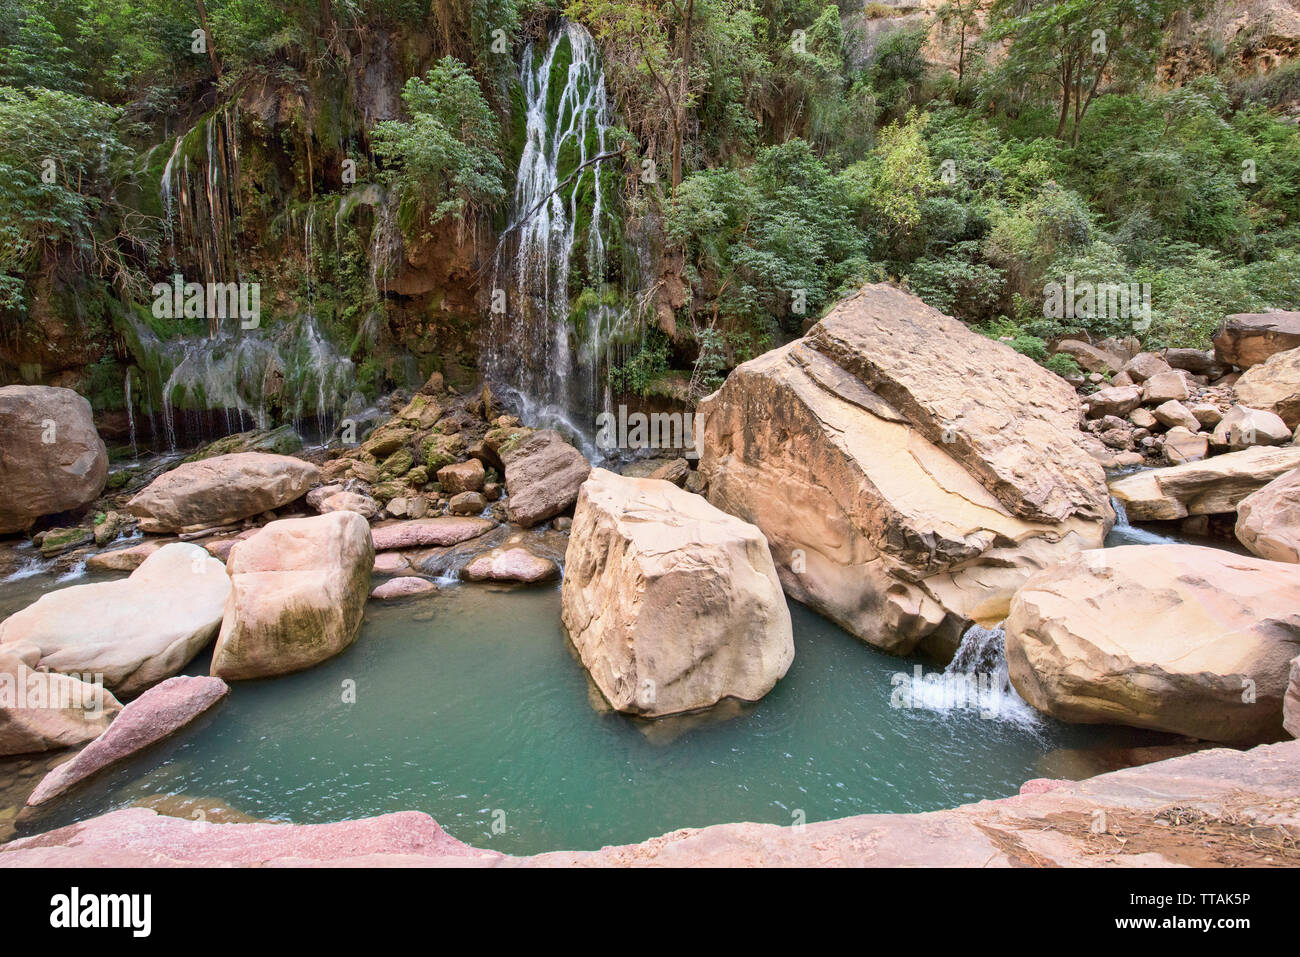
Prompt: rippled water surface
<box><xmin>7</xmin><ymin>577</ymin><xmax>1174</xmax><ymax>855</ymax></box>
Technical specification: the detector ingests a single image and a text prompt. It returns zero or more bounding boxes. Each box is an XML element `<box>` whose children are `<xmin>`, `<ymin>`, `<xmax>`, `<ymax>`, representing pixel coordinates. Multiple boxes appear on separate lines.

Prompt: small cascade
<box><xmin>1106</xmin><ymin>495</ymin><xmax>1180</xmax><ymax>546</ymax></box>
<box><xmin>124</xmin><ymin>369</ymin><xmax>137</xmax><ymax>456</ymax></box>
<box><xmin>899</xmin><ymin>624</ymin><xmax>1039</xmax><ymax>726</ymax></box>
<box><xmin>485</xmin><ymin>20</ymin><xmax>636</xmax><ymax>438</ymax></box>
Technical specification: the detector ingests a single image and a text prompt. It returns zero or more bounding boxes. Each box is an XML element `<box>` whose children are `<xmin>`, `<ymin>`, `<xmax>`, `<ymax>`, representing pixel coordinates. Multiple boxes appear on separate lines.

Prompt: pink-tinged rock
<box><xmin>204</xmin><ymin>529</ymin><xmax>256</xmax><ymax>561</ymax></box>
<box><xmin>373</xmin><ymin>551</ymin><xmax>412</xmax><ymax>575</ymax></box>
<box><xmin>371</xmin><ymin>517</ymin><xmax>495</xmax><ymax>551</ymax></box>
<box><xmin>462</xmin><ymin>547</ymin><xmax>559</xmax><ymax>584</ymax></box>
<box><xmin>0</xmin><ymin>807</ymin><xmax>499</xmax><ymax>867</ymax></box>
<box><xmin>1019</xmin><ymin>778</ymin><xmax>1069</xmax><ymax>796</ymax></box>
<box><xmin>27</xmin><ymin>676</ymin><xmax>229</xmax><ymax>807</ymax></box>
<box><xmin>86</xmin><ymin>539</ymin><xmax>167</xmax><ymax>572</ymax></box>
<box><xmin>370</xmin><ymin>577</ymin><xmax>438</xmax><ymax>600</ymax></box>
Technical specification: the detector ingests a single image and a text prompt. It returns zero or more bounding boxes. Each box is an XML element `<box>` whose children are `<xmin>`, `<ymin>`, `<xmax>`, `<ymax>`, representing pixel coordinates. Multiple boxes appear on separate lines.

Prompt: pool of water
<box><xmin>5</xmin><ymin>570</ymin><xmax>1177</xmax><ymax>856</ymax></box>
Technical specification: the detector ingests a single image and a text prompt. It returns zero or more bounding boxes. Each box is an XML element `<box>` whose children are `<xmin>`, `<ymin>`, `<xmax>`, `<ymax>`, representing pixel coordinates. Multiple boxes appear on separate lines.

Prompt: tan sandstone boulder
<box><xmin>1233</xmin><ymin>346</ymin><xmax>1300</xmax><ymax>428</ymax></box>
<box><xmin>128</xmin><ymin>453</ymin><xmax>320</xmax><ymax>533</ymax></box>
<box><xmin>1236</xmin><ymin>467</ymin><xmax>1300</xmax><ymax>563</ymax></box>
<box><xmin>502</xmin><ymin>430</ymin><xmax>591</xmax><ymax>527</ymax></box>
<box><xmin>1109</xmin><ymin>445</ymin><xmax>1300</xmax><ymax>521</ymax></box>
<box><xmin>1007</xmin><ymin>545</ymin><xmax>1300</xmax><ymax>744</ymax></box>
<box><xmin>1214</xmin><ymin>311</ymin><xmax>1300</xmax><ymax>369</ymax></box>
<box><xmin>210</xmin><ymin>512</ymin><xmax>373</xmax><ymax>680</ymax></box>
<box><xmin>561</xmin><ymin>469</ymin><xmax>794</xmax><ymax>717</ymax></box>
<box><xmin>698</xmin><ymin>284</ymin><xmax>1111</xmax><ymax>656</ymax></box>
<box><xmin>0</xmin><ymin>385</ymin><xmax>108</xmax><ymax>534</ymax></box>
<box><xmin>0</xmin><ymin>645</ymin><xmax>122</xmax><ymax>756</ymax></box>
<box><xmin>0</xmin><ymin>543</ymin><xmax>230</xmax><ymax>696</ymax></box>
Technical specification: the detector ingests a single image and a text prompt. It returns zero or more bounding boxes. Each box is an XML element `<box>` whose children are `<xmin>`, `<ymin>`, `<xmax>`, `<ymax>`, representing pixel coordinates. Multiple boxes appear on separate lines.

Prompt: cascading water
<box><xmin>485</xmin><ymin>21</ymin><xmax>633</xmax><ymax>444</ymax></box>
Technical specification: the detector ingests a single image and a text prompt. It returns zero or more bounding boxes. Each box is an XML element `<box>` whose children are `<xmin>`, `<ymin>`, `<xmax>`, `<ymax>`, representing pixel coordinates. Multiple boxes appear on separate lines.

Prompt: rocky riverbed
<box><xmin>2</xmin><ymin>284</ymin><xmax>1299</xmax><ymax>866</ymax></box>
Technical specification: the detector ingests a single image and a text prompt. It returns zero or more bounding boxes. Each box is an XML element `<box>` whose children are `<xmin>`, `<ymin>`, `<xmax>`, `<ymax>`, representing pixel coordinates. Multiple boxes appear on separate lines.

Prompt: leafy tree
<box><xmin>371</xmin><ymin>56</ymin><xmax>507</xmax><ymax>235</ymax></box>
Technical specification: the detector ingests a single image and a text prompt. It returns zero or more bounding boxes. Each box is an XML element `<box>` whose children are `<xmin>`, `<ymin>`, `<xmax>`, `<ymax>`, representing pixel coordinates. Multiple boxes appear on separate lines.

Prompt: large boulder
<box><xmin>0</xmin><ymin>644</ymin><xmax>122</xmax><ymax>756</ymax></box>
<box><xmin>0</xmin><ymin>543</ymin><xmax>230</xmax><ymax>696</ymax></box>
<box><xmin>698</xmin><ymin>284</ymin><xmax>1111</xmax><ymax>656</ymax></box>
<box><xmin>1209</xmin><ymin>405</ymin><xmax>1291</xmax><ymax>450</ymax></box>
<box><xmin>26</xmin><ymin>675</ymin><xmax>229</xmax><ymax>806</ymax></box>
<box><xmin>1109</xmin><ymin>445</ymin><xmax>1300</xmax><ymax>521</ymax></box>
<box><xmin>0</xmin><ymin>385</ymin><xmax>108</xmax><ymax>534</ymax></box>
<box><xmin>1007</xmin><ymin>545</ymin><xmax>1300</xmax><ymax>744</ymax></box>
<box><xmin>1233</xmin><ymin>346</ymin><xmax>1300</xmax><ymax>428</ymax></box>
<box><xmin>561</xmin><ymin>469</ymin><xmax>794</xmax><ymax>717</ymax></box>
<box><xmin>1236</xmin><ymin>467</ymin><xmax>1300</xmax><ymax>563</ymax></box>
<box><xmin>502</xmin><ymin>430</ymin><xmax>592</xmax><ymax>527</ymax></box>
<box><xmin>1213</xmin><ymin>311</ymin><xmax>1300</xmax><ymax>369</ymax></box>
<box><xmin>127</xmin><ymin>453</ymin><xmax>320</xmax><ymax>533</ymax></box>
<box><xmin>210</xmin><ymin>512</ymin><xmax>373</xmax><ymax>680</ymax></box>
<box><xmin>370</xmin><ymin>516</ymin><xmax>494</xmax><ymax>550</ymax></box>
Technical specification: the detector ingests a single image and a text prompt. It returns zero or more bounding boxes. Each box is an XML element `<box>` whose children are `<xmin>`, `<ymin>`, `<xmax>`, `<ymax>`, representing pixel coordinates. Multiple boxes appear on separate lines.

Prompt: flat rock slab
<box><xmin>4</xmin><ymin>740</ymin><xmax>1297</xmax><ymax>867</ymax></box>
<box><xmin>371</xmin><ymin>517</ymin><xmax>495</xmax><ymax>551</ymax></box>
<box><xmin>85</xmin><ymin>539</ymin><xmax>168</xmax><ymax>572</ymax></box>
<box><xmin>128</xmin><ymin>453</ymin><xmax>320</xmax><ymax>534</ymax></box>
<box><xmin>27</xmin><ymin>676</ymin><xmax>229</xmax><ymax>807</ymax></box>
<box><xmin>1007</xmin><ymin>544</ymin><xmax>1300</xmax><ymax>743</ymax></box>
<box><xmin>370</xmin><ymin>577</ymin><xmax>438</xmax><ymax>600</ymax></box>
<box><xmin>1109</xmin><ymin>445</ymin><xmax>1300</xmax><ymax>521</ymax></box>
<box><xmin>1214</xmin><ymin>311</ymin><xmax>1300</xmax><ymax>369</ymax></box>
<box><xmin>0</xmin><ymin>543</ymin><xmax>230</xmax><ymax>696</ymax></box>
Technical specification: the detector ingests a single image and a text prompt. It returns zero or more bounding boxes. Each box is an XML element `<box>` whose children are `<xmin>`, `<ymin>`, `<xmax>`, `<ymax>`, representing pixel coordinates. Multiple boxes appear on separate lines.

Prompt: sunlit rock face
<box><xmin>698</xmin><ymin>283</ymin><xmax>1112</xmax><ymax>659</ymax></box>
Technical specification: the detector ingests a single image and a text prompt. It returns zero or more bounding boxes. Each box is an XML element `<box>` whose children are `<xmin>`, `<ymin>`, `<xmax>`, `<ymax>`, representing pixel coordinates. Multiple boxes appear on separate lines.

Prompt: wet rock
<box><xmin>182</xmin><ymin>426</ymin><xmax>303</xmax><ymax>462</ymax></box>
<box><xmin>462</xmin><ymin>546</ymin><xmax>559</xmax><ymax>584</ymax></box>
<box><xmin>26</xmin><ymin>676</ymin><xmax>229</xmax><ymax>806</ymax></box>
<box><xmin>0</xmin><ymin>543</ymin><xmax>229</xmax><ymax>696</ymax></box>
<box><xmin>370</xmin><ymin>516</ymin><xmax>495</xmax><ymax>551</ymax></box>
<box><xmin>0</xmin><ymin>385</ymin><xmax>109</xmax><ymax>535</ymax></box>
<box><xmin>437</xmin><ymin>459</ymin><xmax>485</xmax><ymax>494</ymax></box>
<box><xmin>370</xmin><ymin>577</ymin><xmax>438</xmax><ymax>600</ymax></box>
<box><xmin>448</xmin><ymin>491</ymin><xmax>487</xmax><ymax>516</ymax></box>
<box><xmin>210</xmin><ymin>512</ymin><xmax>373</xmax><ymax>680</ymax></box>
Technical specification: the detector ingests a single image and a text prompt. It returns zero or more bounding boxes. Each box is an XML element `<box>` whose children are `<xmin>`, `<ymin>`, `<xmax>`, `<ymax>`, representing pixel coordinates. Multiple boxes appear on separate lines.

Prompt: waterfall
<box><xmin>485</xmin><ymin>20</ymin><xmax>628</xmax><ymax>439</ymax></box>
<box><xmin>895</xmin><ymin>623</ymin><xmax>1040</xmax><ymax>727</ymax></box>
<box><xmin>124</xmin><ymin>370</ymin><xmax>137</xmax><ymax>456</ymax></box>
<box><xmin>1107</xmin><ymin>495</ymin><xmax>1179</xmax><ymax>546</ymax></box>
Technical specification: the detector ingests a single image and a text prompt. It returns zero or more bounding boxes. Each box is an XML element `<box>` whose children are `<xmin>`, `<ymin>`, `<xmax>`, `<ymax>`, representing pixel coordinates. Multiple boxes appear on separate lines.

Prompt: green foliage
<box><xmin>372</xmin><ymin>56</ymin><xmax>507</xmax><ymax>235</ymax></box>
<box><xmin>609</xmin><ymin>328</ymin><xmax>671</xmax><ymax>396</ymax></box>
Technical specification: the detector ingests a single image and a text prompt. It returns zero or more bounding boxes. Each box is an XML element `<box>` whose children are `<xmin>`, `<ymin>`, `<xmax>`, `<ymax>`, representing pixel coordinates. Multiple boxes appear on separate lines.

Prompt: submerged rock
<box><xmin>210</xmin><ymin>512</ymin><xmax>373</xmax><ymax>680</ymax></box>
<box><xmin>26</xmin><ymin>676</ymin><xmax>229</xmax><ymax>806</ymax></box>
<box><xmin>1236</xmin><ymin>467</ymin><xmax>1300</xmax><ymax>563</ymax></box>
<box><xmin>561</xmin><ymin>469</ymin><xmax>794</xmax><ymax>717</ymax></box>
<box><xmin>128</xmin><ymin>453</ymin><xmax>320</xmax><ymax>533</ymax></box>
<box><xmin>1109</xmin><ymin>445</ymin><xmax>1300</xmax><ymax>521</ymax></box>
<box><xmin>0</xmin><ymin>385</ymin><xmax>108</xmax><ymax>534</ymax></box>
<box><xmin>0</xmin><ymin>543</ymin><xmax>230</xmax><ymax>696</ymax></box>
<box><xmin>699</xmin><ymin>284</ymin><xmax>1111</xmax><ymax>656</ymax></box>
<box><xmin>0</xmin><ymin>645</ymin><xmax>122</xmax><ymax>756</ymax></box>
<box><xmin>370</xmin><ymin>577</ymin><xmax>437</xmax><ymax>600</ymax></box>
<box><xmin>1006</xmin><ymin>545</ymin><xmax>1300</xmax><ymax>743</ymax></box>
<box><xmin>503</xmin><ymin>430</ymin><xmax>591</xmax><ymax>527</ymax></box>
